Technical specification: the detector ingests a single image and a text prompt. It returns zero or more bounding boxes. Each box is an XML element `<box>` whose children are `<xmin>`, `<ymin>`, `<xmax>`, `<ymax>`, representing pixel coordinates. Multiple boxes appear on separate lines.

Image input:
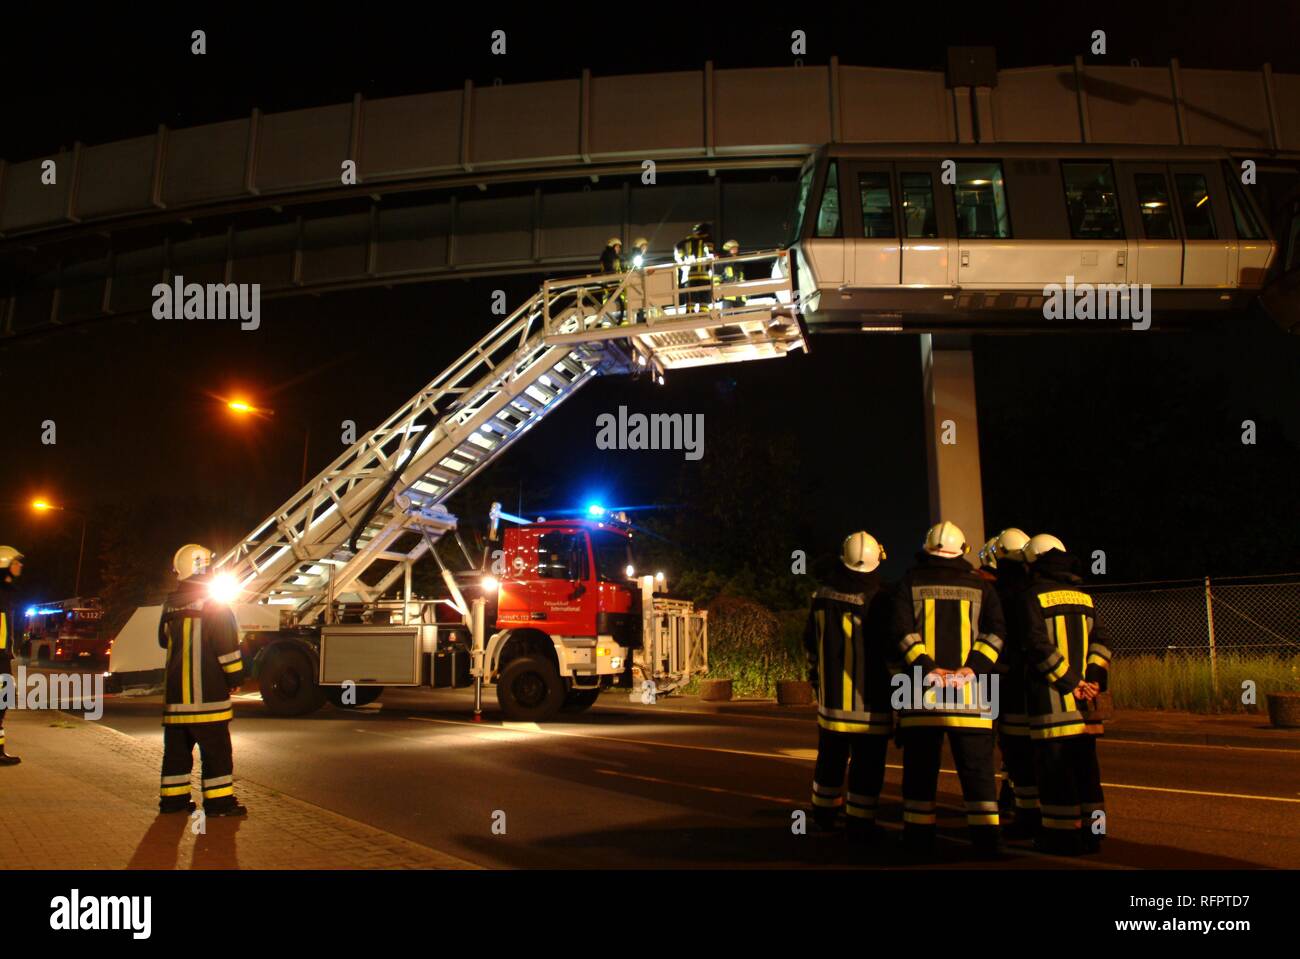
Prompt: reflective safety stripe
<box><xmin>1038</xmin><ymin>590</ymin><xmax>1093</xmax><ymax>609</ymax></box>
<box><xmin>162</xmin><ymin>710</ymin><xmax>233</xmax><ymax>725</ymax></box>
<box><xmin>159</xmin><ymin>784</ymin><xmax>191</xmax><ymax>797</ymax></box>
<box><xmin>923</xmin><ymin>599</ymin><xmax>936</xmax><ymax>661</ymax></box>
<box><xmin>217</xmin><ymin>649</ymin><xmax>242</xmax><ymax>665</ymax></box>
<box><xmin>181</xmin><ymin>619</ymin><xmax>192</xmax><ymax>705</ymax></box>
<box><xmin>222</xmin><ymin>661</ymin><xmax>242</xmax><ymax>673</ymax></box>
<box><xmin>160</xmin><ymin>773</ymin><xmax>190</xmax><ymax>786</ymax></box>
<box><xmin>841</xmin><ymin>610</ymin><xmax>854</xmax><ymax>714</ymax></box>
<box><xmin>966</xmin><ymin>813</ymin><xmax>999</xmax><ymax>826</ymax></box>
<box><xmin>202</xmin><ymin>775</ymin><xmax>233</xmax><ymax>789</ymax></box>
<box><xmin>901</xmin><ymin>635</ymin><xmax>925</xmax><ymax>665</ymax></box>
<box><xmin>817</xmin><ymin>716</ymin><xmax>891</xmax><ymax>735</ymax></box>
<box><xmin>202</xmin><ymin>785</ymin><xmax>234</xmax><ymax>799</ymax></box>
<box><xmin>0</xmin><ymin>611</ymin><xmax>7</xmax><ymax>649</ymax></box>
<box><xmin>815</xmin><ymin>609</ymin><xmax>826</xmax><ymax>706</ymax></box>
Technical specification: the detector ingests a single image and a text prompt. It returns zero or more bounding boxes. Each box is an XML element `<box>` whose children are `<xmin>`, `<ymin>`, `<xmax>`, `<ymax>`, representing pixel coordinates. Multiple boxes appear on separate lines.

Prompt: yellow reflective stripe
<box><xmin>181</xmin><ymin>619</ymin><xmax>192</xmax><ymax>705</ymax></box>
<box><xmin>842</xmin><ymin>611</ymin><xmax>854</xmax><ymax>713</ymax></box>
<box><xmin>815</xmin><ymin>609</ymin><xmax>826</xmax><ymax>705</ymax></box>
<box><xmin>1038</xmin><ymin>590</ymin><xmax>1093</xmax><ymax>609</ymax></box>
<box><xmin>923</xmin><ymin>599</ymin><xmax>935</xmax><ymax>660</ymax></box>
<box><xmin>222</xmin><ymin>661</ymin><xmax>242</xmax><ymax>673</ymax></box>
<box><xmin>966</xmin><ymin>814</ymin><xmax>999</xmax><ymax>826</ymax></box>
<box><xmin>1044</xmin><ymin>657</ymin><xmax>1069</xmax><ymax>683</ymax></box>
<box><xmin>1031</xmin><ymin>722</ymin><xmax>1087</xmax><ymax>740</ymax></box>
<box><xmin>162</xmin><ymin>710</ymin><xmax>233</xmax><ymax>725</ymax></box>
<box><xmin>1081</xmin><ymin>614</ymin><xmax>1090</xmax><ymax>664</ymax></box>
<box><xmin>818</xmin><ymin>717</ymin><xmax>890</xmax><ymax>734</ymax></box>
<box><xmin>811</xmin><ymin>793</ymin><xmax>842</xmax><ymax>808</ymax></box>
<box><xmin>202</xmin><ymin>786</ymin><xmax>234</xmax><ymax>799</ymax></box>
<box><xmin>973</xmin><ymin>640</ymin><xmax>999</xmax><ymax>661</ymax></box>
<box><xmin>0</xmin><ymin>611</ymin><xmax>7</xmax><ymax>648</ymax></box>
<box><xmin>903</xmin><ymin>641</ymin><xmax>925</xmax><ymax>664</ymax></box>
<box><xmin>903</xmin><ymin>810</ymin><xmax>937</xmax><ymax>825</ymax></box>
<box><xmin>959</xmin><ymin>599</ymin><xmax>970</xmax><ymax>662</ymax></box>
<box><xmin>159</xmin><ymin>785</ymin><xmax>191</xmax><ymax>797</ymax></box>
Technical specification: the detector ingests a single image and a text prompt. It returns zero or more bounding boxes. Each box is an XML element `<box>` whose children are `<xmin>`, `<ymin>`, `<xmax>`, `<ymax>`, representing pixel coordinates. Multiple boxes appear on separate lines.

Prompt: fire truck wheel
<box><xmin>497</xmin><ymin>656</ymin><xmax>565</xmax><ymax>721</ymax></box>
<box><xmin>561</xmin><ymin>688</ymin><xmax>600</xmax><ymax>712</ymax></box>
<box><xmin>260</xmin><ymin>647</ymin><xmax>326</xmax><ymax>717</ymax></box>
<box><xmin>325</xmin><ymin>685</ymin><xmax>385</xmax><ymax>709</ymax></box>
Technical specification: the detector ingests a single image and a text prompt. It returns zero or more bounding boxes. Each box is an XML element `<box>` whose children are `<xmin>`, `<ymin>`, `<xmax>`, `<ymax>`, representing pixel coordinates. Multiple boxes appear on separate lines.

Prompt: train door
<box><xmin>843</xmin><ymin>162</ymin><xmax>901</xmax><ymax>287</ymax></box>
<box><xmin>896</xmin><ymin>164</ymin><xmax>952</xmax><ymax>287</ymax></box>
<box><xmin>951</xmin><ymin>160</ymin><xmax>1015</xmax><ymax>288</ymax></box>
<box><xmin>800</xmin><ymin>157</ymin><xmax>848</xmax><ymax>287</ymax></box>
<box><xmin>1118</xmin><ymin>164</ymin><xmax>1183</xmax><ymax>288</ymax></box>
<box><xmin>1169</xmin><ymin>163</ymin><xmax>1234</xmax><ymax>287</ymax></box>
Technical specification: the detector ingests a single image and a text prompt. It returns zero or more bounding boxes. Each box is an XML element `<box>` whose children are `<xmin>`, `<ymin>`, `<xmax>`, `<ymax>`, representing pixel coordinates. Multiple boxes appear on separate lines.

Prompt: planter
<box><xmin>699</xmin><ymin>679</ymin><xmax>733</xmax><ymax>702</ymax></box>
<box><xmin>1266</xmin><ymin>692</ymin><xmax>1300</xmax><ymax>728</ymax></box>
<box><xmin>776</xmin><ymin>680</ymin><xmax>814</xmax><ymax>706</ymax></box>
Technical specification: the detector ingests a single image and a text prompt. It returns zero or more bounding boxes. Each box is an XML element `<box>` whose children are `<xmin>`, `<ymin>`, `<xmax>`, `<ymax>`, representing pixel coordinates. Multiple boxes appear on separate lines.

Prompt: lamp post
<box><xmin>225</xmin><ymin>398</ymin><xmax>311</xmax><ymax>485</ymax></box>
<box><xmin>31</xmin><ymin>498</ymin><xmax>89</xmax><ymax>598</ymax></box>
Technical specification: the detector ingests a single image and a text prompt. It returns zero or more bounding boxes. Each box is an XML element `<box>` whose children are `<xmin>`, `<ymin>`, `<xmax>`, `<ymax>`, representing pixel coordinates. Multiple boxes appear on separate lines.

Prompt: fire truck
<box><xmin>23</xmin><ymin>598</ymin><xmax>111</xmax><ymax>664</ymax></box>
<box><xmin>156</xmin><ymin>252</ymin><xmax>801</xmax><ymax>721</ymax></box>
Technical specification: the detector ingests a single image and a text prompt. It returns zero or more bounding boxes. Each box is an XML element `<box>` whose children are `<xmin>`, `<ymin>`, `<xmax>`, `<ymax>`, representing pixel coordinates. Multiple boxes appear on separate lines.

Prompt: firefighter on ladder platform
<box><xmin>0</xmin><ymin>546</ymin><xmax>25</xmax><ymax>766</ymax></box>
<box><xmin>598</xmin><ymin>237</ymin><xmax>627</xmax><ymax>326</ymax></box>
<box><xmin>1019</xmin><ymin>533</ymin><xmax>1112</xmax><ymax>855</ymax></box>
<box><xmin>674</xmin><ymin>222</ymin><xmax>714</xmax><ymax>312</ymax></box>
<box><xmin>158</xmin><ymin>544</ymin><xmax>247</xmax><ymax>817</ymax></box>
<box><xmin>979</xmin><ymin>528</ymin><xmax>1039</xmax><ymax>838</ymax></box>
<box><xmin>892</xmin><ymin>521</ymin><xmax>1006</xmax><ymax>858</ymax></box>
<box><xmin>716</xmin><ymin>239</ymin><xmax>746</xmax><ymax>307</ymax></box>
<box><xmin>805</xmin><ymin>532</ymin><xmax>894</xmax><ymax>843</ymax></box>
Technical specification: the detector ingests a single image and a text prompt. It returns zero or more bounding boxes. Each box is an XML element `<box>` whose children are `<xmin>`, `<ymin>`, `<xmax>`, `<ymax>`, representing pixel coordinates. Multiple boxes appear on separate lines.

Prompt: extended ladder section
<box><xmin>214</xmin><ymin>250</ymin><xmax>802</xmax><ymax>624</ymax></box>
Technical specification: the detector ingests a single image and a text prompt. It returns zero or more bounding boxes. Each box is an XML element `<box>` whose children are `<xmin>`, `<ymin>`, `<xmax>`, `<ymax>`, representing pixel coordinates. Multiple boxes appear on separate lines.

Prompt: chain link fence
<box><xmin>1093</xmin><ymin>574</ymin><xmax>1300</xmax><ymax>712</ymax></box>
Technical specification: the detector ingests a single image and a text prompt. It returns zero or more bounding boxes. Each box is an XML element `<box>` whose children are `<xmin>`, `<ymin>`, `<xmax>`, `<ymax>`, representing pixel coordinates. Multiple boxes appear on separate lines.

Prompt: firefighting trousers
<box><xmin>0</xmin><ymin>705</ymin><xmax>7</xmax><ymax>752</ymax></box>
<box><xmin>998</xmin><ymin>729</ymin><xmax>1040</xmax><ymax>825</ymax></box>
<box><xmin>811</xmin><ymin>727</ymin><xmax>889</xmax><ymax>822</ymax></box>
<box><xmin>160</xmin><ymin>721</ymin><xmax>237</xmax><ymax>812</ymax></box>
<box><xmin>1032</xmin><ymin>735</ymin><xmax>1104</xmax><ymax>839</ymax></box>
<box><xmin>901</xmin><ymin>728</ymin><xmax>999</xmax><ymax>841</ymax></box>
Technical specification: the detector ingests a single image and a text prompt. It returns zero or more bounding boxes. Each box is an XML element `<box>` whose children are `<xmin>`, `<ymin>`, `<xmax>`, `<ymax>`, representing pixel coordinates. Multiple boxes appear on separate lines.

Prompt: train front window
<box><xmin>900</xmin><ymin>173</ymin><xmax>938</xmax><ymax>238</ymax></box>
<box><xmin>790</xmin><ymin>162</ymin><xmax>815</xmax><ymax>243</ymax></box>
<box><xmin>1175</xmin><ymin>173</ymin><xmax>1217</xmax><ymax>240</ymax></box>
<box><xmin>1227</xmin><ymin>179</ymin><xmax>1266</xmax><ymax>240</ymax></box>
<box><xmin>857</xmin><ymin>173</ymin><xmax>896</xmax><ymax>238</ymax></box>
<box><xmin>1134</xmin><ymin>174</ymin><xmax>1176</xmax><ymax>238</ymax></box>
<box><xmin>1062</xmin><ymin>162</ymin><xmax>1123</xmax><ymax>239</ymax></box>
<box><xmin>953</xmin><ymin>162</ymin><xmax>1010</xmax><ymax>239</ymax></box>
<box><xmin>815</xmin><ymin>162</ymin><xmax>842</xmax><ymax>237</ymax></box>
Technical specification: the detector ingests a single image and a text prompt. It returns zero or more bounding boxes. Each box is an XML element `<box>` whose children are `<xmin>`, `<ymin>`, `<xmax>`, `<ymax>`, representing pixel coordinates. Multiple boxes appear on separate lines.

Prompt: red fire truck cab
<box><xmin>23</xmin><ymin>598</ymin><xmax>111</xmax><ymax>664</ymax></box>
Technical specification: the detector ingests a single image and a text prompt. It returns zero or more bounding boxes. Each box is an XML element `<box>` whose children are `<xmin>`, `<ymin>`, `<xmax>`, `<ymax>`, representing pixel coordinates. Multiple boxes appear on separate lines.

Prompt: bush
<box><xmin>690</xmin><ymin>596</ymin><xmax>807</xmax><ymax>698</ymax></box>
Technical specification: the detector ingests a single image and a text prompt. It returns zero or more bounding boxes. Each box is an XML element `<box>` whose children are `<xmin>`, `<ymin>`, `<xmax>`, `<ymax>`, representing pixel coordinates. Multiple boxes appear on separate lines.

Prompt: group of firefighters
<box><xmin>597</xmin><ymin>222</ymin><xmax>745</xmax><ymax>322</ymax></box>
<box><xmin>804</xmin><ymin>521</ymin><xmax>1112</xmax><ymax>858</ymax></box>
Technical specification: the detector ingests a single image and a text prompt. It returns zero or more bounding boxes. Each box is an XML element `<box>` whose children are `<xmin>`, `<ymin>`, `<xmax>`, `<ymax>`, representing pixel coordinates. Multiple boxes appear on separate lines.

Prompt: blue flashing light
<box><xmin>26</xmin><ymin>606</ymin><xmax>36</xmax><ymax>617</ymax></box>
<box><xmin>587</xmin><ymin>503</ymin><xmax>606</xmax><ymax>517</ymax></box>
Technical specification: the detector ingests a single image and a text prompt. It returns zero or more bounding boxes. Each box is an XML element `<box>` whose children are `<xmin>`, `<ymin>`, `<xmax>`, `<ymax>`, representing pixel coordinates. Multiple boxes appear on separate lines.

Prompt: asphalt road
<box><xmin>88</xmin><ymin>686</ymin><xmax>1300</xmax><ymax>869</ymax></box>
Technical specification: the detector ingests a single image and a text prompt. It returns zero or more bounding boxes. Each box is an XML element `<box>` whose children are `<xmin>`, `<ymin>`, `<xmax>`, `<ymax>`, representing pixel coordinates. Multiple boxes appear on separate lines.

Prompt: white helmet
<box><xmin>1023</xmin><ymin>533</ymin><xmax>1066</xmax><ymax>563</ymax></box>
<box><xmin>842</xmin><ymin>531</ymin><xmax>885</xmax><ymax>573</ymax></box>
<box><xmin>0</xmin><ymin>545</ymin><xmax>24</xmax><ymax>569</ymax></box>
<box><xmin>173</xmin><ymin>543</ymin><xmax>213</xmax><ymax>579</ymax></box>
<box><xmin>607</xmin><ymin>237</ymin><xmax>622</xmax><ymax>248</ymax></box>
<box><xmin>722</xmin><ymin>239</ymin><xmax>739</xmax><ymax>253</ymax></box>
<box><xmin>633</xmin><ymin>237</ymin><xmax>649</xmax><ymax>249</ymax></box>
<box><xmin>923</xmin><ymin>521</ymin><xmax>968</xmax><ymax>558</ymax></box>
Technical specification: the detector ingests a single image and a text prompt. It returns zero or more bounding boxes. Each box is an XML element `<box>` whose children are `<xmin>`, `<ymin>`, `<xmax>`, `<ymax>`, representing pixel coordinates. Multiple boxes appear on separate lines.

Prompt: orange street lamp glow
<box><xmin>31</xmin><ymin>499</ymin><xmax>57</xmax><ymax>512</ymax></box>
<box><xmin>228</xmin><ymin>400</ymin><xmax>255</xmax><ymax>414</ymax></box>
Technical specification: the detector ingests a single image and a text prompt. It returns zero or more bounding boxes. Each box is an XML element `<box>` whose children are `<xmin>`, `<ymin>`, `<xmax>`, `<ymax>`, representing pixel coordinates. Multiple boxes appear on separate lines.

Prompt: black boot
<box><xmin>0</xmin><ymin>748</ymin><xmax>20</xmax><ymax>766</ymax></box>
<box><xmin>812</xmin><ymin>808</ymin><xmax>839</xmax><ymax>833</ymax></box>
<box><xmin>845</xmin><ymin>817</ymin><xmax>881</xmax><ymax>845</ymax></box>
<box><xmin>159</xmin><ymin>800</ymin><xmax>197</xmax><ymax>815</ymax></box>
<box><xmin>206</xmin><ymin>801</ymin><xmax>248</xmax><ymax>818</ymax></box>
<box><xmin>1002</xmin><ymin>809</ymin><xmax>1040</xmax><ymax>840</ymax></box>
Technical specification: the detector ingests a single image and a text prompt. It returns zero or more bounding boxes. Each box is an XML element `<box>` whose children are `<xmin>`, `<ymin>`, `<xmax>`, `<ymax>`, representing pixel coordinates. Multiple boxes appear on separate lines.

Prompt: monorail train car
<box><xmin>783</xmin><ymin>143</ymin><xmax>1300</xmax><ymax>333</ymax></box>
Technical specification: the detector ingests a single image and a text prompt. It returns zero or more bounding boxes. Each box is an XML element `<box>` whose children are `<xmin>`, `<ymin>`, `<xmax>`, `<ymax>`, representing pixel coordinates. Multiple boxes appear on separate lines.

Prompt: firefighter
<box><xmin>158</xmin><ymin>544</ymin><xmax>247</xmax><ymax>816</ymax></box>
<box><xmin>598</xmin><ymin>237</ymin><xmax>626</xmax><ymax>326</ymax></box>
<box><xmin>629</xmin><ymin>237</ymin><xmax>650</xmax><ymax>269</ymax></box>
<box><xmin>674</xmin><ymin>222</ymin><xmax>714</xmax><ymax>312</ymax></box>
<box><xmin>982</xmin><ymin>528</ymin><xmax>1040</xmax><ymax>839</ymax></box>
<box><xmin>891</xmin><ymin>521</ymin><xmax>1006</xmax><ymax>857</ymax></box>
<box><xmin>804</xmin><ymin>532</ymin><xmax>894</xmax><ymax>843</ymax></box>
<box><xmin>1020</xmin><ymin>533</ymin><xmax>1112</xmax><ymax>855</ymax></box>
<box><xmin>716</xmin><ymin>239</ymin><xmax>746</xmax><ymax>307</ymax></box>
<box><xmin>0</xmin><ymin>546</ymin><xmax>25</xmax><ymax>766</ymax></box>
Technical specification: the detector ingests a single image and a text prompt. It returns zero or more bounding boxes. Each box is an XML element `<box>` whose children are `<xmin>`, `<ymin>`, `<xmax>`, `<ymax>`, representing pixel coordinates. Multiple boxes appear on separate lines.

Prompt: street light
<box><xmin>30</xmin><ymin>498</ymin><xmax>89</xmax><ymax>598</ymax></box>
<box><xmin>222</xmin><ymin>397</ymin><xmax>311</xmax><ymax>485</ymax></box>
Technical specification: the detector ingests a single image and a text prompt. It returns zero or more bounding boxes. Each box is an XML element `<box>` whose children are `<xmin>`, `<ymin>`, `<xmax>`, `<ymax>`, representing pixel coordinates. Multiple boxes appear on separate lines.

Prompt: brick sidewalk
<box><xmin>0</xmin><ymin>709</ymin><xmax>478</xmax><ymax>870</ymax></box>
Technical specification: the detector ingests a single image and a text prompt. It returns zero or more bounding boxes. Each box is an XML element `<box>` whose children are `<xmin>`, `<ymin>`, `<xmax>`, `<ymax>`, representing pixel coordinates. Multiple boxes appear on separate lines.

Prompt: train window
<box><xmin>1175</xmin><ymin>173</ymin><xmax>1217</xmax><ymax>239</ymax></box>
<box><xmin>790</xmin><ymin>163</ymin><xmax>815</xmax><ymax>243</ymax></box>
<box><xmin>1226</xmin><ymin>179</ymin><xmax>1266</xmax><ymax>240</ymax></box>
<box><xmin>857</xmin><ymin>173</ymin><xmax>896</xmax><ymax>238</ymax></box>
<box><xmin>953</xmin><ymin>162</ymin><xmax>1011</xmax><ymax>239</ymax></box>
<box><xmin>1061</xmin><ymin>162</ymin><xmax>1124</xmax><ymax>239</ymax></box>
<box><xmin>815</xmin><ymin>163</ymin><xmax>842</xmax><ymax>237</ymax></box>
<box><xmin>900</xmin><ymin>173</ymin><xmax>938</xmax><ymax>238</ymax></box>
<box><xmin>1134</xmin><ymin>174</ymin><xmax>1176</xmax><ymax>238</ymax></box>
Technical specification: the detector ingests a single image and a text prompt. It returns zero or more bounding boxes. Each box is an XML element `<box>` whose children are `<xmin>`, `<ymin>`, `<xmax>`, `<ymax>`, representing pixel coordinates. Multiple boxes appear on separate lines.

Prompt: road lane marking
<box><xmin>1100</xmin><ymin>738</ymin><xmax>1300</xmax><ymax>755</ymax></box>
<box><xmin>407</xmin><ymin>715</ymin><xmax>1300</xmax><ymax>805</ymax></box>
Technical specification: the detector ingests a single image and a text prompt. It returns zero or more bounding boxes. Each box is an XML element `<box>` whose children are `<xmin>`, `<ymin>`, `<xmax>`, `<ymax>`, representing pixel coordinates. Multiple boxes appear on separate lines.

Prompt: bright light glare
<box><xmin>655</xmin><ymin>571</ymin><xmax>665</xmax><ymax>582</ymax></box>
<box><xmin>481</xmin><ymin>575</ymin><xmax>500</xmax><ymax>593</ymax></box>
<box><xmin>227</xmin><ymin>400</ymin><xmax>254</xmax><ymax>414</ymax></box>
<box><xmin>587</xmin><ymin>504</ymin><xmax>606</xmax><ymax>517</ymax></box>
<box><xmin>31</xmin><ymin>499</ymin><xmax>54</xmax><ymax>511</ymax></box>
<box><xmin>625</xmin><ymin>564</ymin><xmax>636</xmax><ymax>578</ymax></box>
<box><xmin>208</xmin><ymin>573</ymin><xmax>240</xmax><ymax>604</ymax></box>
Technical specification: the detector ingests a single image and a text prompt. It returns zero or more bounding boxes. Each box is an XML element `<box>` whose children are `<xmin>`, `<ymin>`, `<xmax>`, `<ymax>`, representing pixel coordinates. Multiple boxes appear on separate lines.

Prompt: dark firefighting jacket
<box><xmin>1019</xmin><ymin>552</ymin><xmax>1112</xmax><ymax>740</ymax></box>
<box><xmin>674</xmin><ymin>232</ymin><xmax>714</xmax><ymax>283</ymax></box>
<box><xmin>803</xmin><ymin>567</ymin><xmax>895</xmax><ymax>735</ymax></box>
<box><xmin>993</xmin><ymin>559</ymin><xmax>1032</xmax><ymax>736</ymax></box>
<box><xmin>157</xmin><ymin>578</ymin><xmax>244</xmax><ymax>725</ymax></box>
<box><xmin>0</xmin><ymin>574</ymin><xmax>17</xmax><ymax>668</ymax></box>
<box><xmin>891</xmin><ymin>552</ymin><xmax>1006</xmax><ymax>730</ymax></box>
<box><xmin>599</xmin><ymin>245</ymin><xmax>624</xmax><ymax>274</ymax></box>
<box><xmin>716</xmin><ymin>261</ymin><xmax>746</xmax><ymax>304</ymax></box>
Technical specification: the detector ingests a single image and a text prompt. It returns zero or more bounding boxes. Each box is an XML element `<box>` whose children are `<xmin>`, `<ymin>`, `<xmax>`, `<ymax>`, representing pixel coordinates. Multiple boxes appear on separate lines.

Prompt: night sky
<box><xmin>2</xmin><ymin>5</ymin><xmax>1298</xmax><ymax>605</ymax></box>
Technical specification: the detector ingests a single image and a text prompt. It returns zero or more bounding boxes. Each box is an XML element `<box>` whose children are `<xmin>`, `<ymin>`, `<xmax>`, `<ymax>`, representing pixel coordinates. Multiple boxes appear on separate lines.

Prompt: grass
<box><xmin>1108</xmin><ymin>652</ymin><xmax>1300</xmax><ymax>713</ymax></box>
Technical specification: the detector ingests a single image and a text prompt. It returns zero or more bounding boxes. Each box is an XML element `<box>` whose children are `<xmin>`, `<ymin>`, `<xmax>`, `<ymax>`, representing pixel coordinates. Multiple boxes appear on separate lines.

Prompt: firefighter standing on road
<box><xmin>891</xmin><ymin>521</ymin><xmax>1006</xmax><ymax>857</ymax></box>
<box><xmin>979</xmin><ymin>528</ymin><xmax>1039</xmax><ymax>838</ymax></box>
<box><xmin>1019</xmin><ymin>533</ymin><xmax>1112</xmax><ymax>855</ymax></box>
<box><xmin>805</xmin><ymin>532</ymin><xmax>894</xmax><ymax>843</ymax></box>
<box><xmin>674</xmin><ymin>222</ymin><xmax>714</xmax><ymax>312</ymax></box>
<box><xmin>0</xmin><ymin>546</ymin><xmax>25</xmax><ymax>766</ymax></box>
<box><xmin>158</xmin><ymin>544</ymin><xmax>247</xmax><ymax>816</ymax></box>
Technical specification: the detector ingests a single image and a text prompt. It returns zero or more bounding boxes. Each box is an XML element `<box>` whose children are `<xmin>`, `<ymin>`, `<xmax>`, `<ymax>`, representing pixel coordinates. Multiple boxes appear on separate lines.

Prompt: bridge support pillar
<box><xmin>920</xmin><ymin>334</ymin><xmax>985</xmax><ymax>551</ymax></box>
